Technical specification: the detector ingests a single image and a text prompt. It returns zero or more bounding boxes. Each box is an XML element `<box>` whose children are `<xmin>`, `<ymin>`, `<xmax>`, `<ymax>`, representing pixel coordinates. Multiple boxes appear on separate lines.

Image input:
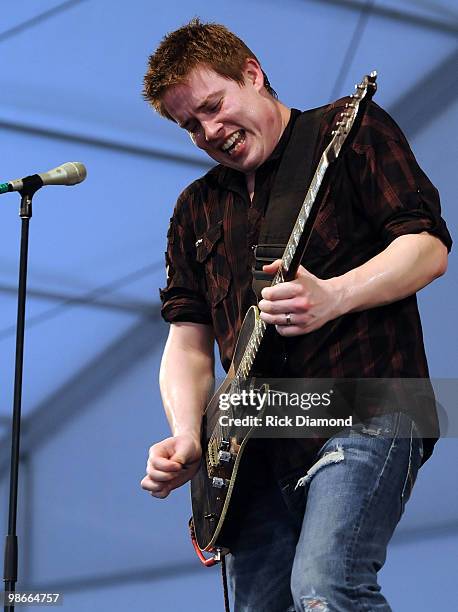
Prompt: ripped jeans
<box><xmin>225</xmin><ymin>412</ymin><xmax>423</xmax><ymax>612</ymax></box>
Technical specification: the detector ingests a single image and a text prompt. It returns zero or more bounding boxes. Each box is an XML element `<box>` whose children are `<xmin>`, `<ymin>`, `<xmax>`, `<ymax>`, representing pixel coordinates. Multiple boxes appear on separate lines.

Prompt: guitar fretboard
<box><xmin>234</xmin><ymin>72</ymin><xmax>377</xmax><ymax>383</ymax></box>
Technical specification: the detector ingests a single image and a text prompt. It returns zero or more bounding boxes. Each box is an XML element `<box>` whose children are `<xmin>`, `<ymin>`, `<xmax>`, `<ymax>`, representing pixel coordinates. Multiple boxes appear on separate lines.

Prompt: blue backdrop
<box><xmin>1</xmin><ymin>1</ymin><xmax>457</xmax><ymax>610</ymax></box>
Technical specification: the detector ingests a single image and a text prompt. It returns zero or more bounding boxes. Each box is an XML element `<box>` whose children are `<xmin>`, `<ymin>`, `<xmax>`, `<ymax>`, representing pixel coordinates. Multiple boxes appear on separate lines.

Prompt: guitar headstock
<box><xmin>327</xmin><ymin>71</ymin><xmax>377</xmax><ymax>159</ymax></box>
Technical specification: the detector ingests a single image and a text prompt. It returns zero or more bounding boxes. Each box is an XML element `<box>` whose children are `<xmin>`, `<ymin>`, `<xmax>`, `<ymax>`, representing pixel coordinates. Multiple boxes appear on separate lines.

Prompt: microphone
<box><xmin>0</xmin><ymin>162</ymin><xmax>87</xmax><ymax>195</ymax></box>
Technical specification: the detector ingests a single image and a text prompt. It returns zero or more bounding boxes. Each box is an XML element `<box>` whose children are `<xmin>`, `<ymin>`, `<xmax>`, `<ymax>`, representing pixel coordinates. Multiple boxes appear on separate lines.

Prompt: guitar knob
<box><xmin>218</xmin><ymin>450</ymin><xmax>231</xmax><ymax>463</ymax></box>
<box><xmin>220</xmin><ymin>438</ymin><xmax>230</xmax><ymax>451</ymax></box>
<box><xmin>212</xmin><ymin>477</ymin><xmax>229</xmax><ymax>489</ymax></box>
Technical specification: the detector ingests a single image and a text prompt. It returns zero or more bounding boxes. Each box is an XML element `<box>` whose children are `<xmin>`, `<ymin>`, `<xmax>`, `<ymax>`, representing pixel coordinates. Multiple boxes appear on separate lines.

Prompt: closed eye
<box><xmin>182</xmin><ymin>98</ymin><xmax>223</xmax><ymax>135</ymax></box>
<box><xmin>208</xmin><ymin>99</ymin><xmax>222</xmax><ymax>113</ymax></box>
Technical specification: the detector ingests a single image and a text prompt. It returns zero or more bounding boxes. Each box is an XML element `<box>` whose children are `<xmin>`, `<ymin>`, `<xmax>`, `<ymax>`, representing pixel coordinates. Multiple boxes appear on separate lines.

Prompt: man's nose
<box><xmin>202</xmin><ymin>120</ymin><xmax>223</xmax><ymax>143</ymax></box>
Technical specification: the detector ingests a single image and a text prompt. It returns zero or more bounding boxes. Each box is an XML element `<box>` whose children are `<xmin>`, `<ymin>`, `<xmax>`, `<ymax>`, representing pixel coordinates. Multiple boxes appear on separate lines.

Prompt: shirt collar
<box><xmin>264</xmin><ymin>107</ymin><xmax>301</xmax><ymax>163</ymax></box>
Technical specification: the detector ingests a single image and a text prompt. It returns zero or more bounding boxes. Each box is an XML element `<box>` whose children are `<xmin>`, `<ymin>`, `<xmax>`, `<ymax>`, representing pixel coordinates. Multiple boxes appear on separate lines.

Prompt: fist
<box><xmin>141</xmin><ymin>434</ymin><xmax>202</xmax><ymax>499</ymax></box>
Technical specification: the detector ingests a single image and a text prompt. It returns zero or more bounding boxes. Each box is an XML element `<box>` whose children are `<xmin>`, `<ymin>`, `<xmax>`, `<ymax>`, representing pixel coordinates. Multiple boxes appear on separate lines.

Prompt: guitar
<box><xmin>189</xmin><ymin>72</ymin><xmax>378</xmax><ymax>557</ymax></box>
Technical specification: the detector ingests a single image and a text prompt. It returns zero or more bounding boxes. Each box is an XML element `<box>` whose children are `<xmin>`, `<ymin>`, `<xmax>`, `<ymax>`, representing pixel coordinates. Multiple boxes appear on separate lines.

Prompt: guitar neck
<box><xmin>275</xmin><ymin>151</ymin><xmax>331</xmax><ymax>284</ymax></box>
<box><xmin>274</xmin><ymin>78</ymin><xmax>377</xmax><ymax>284</ymax></box>
<box><xmin>235</xmin><ymin>72</ymin><xmax>377</xmax><ymax>380</ymax></box>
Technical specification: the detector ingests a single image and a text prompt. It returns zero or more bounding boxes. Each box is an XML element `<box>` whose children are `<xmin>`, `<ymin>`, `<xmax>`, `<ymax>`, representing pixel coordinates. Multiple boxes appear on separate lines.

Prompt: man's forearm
<box><xmin>159</xmin><ymin>323</ymin><xmax>215</xmax><ymax>442</ymax></box>
<box><xmin>332</xmin><ymin>233</ymin><xmax>448</xmax><ymax>316</ymax></box>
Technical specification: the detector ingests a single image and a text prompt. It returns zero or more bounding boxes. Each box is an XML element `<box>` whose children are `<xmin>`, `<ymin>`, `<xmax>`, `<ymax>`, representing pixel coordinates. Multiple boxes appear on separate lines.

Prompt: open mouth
<box><xmin>221</xmin><ymin>130</ymin><xmax>246</xmax><ymax>156</ymax></box>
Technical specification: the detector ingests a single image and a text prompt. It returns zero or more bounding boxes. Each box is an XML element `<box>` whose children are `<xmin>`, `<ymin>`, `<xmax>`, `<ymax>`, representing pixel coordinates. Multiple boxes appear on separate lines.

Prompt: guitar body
<box><xmin>190</xmin><ymin>305</ymin><xmax>273</xmax><ymax>551</ymax></box>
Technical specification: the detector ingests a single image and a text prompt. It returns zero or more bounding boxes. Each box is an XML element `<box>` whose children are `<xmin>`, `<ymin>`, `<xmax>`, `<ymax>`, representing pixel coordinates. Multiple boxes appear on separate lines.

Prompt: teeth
<box><xmin>222</xmin><ymin>130</ymin><xmax>243</xmax><ymax>152</ymax></box>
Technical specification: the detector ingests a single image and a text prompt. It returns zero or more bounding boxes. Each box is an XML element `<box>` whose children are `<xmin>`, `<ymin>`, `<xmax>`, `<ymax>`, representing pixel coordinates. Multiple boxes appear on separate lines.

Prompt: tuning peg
<box><xmin>345</xmin><ymin>102</ymin><xmax>355</xmax><ymax>108</ymax></box>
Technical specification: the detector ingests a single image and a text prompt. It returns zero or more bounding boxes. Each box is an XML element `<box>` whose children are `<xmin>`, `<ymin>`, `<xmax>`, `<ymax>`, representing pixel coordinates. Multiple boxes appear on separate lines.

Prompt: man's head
<box><xmin>143</xmin><ymin>19</ymin><xmax>290</xmax><ymax>174</ymax></box>
<box><xmin>143</xmin><ymin>18</ymin><xmax>276</xmax><ymax>119</ymax></box>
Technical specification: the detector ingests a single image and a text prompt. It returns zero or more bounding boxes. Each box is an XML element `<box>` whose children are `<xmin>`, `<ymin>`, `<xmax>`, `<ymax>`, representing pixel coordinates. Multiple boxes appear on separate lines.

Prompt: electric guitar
<box><xmin>189</xmin><ymin>72</ymin><xmax>378</xmax><ymax>557</ymax></box>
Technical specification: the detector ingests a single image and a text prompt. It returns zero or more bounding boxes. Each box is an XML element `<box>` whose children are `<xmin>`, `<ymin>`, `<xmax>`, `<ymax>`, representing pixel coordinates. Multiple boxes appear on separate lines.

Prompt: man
<box><xmin>140</xmin><ymin>19</ymin><xmax>451</xmax><ymax>612</ymax></box>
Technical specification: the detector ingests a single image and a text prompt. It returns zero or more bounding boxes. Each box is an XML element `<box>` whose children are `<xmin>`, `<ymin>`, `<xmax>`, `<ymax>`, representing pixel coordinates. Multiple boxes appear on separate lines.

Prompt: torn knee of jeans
<box><xmin>300</xmin><ymin>594</ymin><xmax>329</xmax><ymax>611</ymax></box>
<box><xmin>295</xmin><ymin>444</ymin><xmax>344</xmax><ymax>489</ymax></box>
<box><xmin>361</xmin><ymin>426</ymin><xmax>382</xmax><ymax>436</ymax></box>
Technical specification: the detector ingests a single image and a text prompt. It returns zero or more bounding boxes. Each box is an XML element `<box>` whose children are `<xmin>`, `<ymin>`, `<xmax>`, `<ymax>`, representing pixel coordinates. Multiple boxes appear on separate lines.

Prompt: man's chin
<box><xmin>216</xmin><ymin>155</ymin><xmax>258</xmax><ymax>174</ymax></box>
<box><xmin>205</xmin><ymin>148</ymin><xmax>258</xmax><ymax>174</ymax></box>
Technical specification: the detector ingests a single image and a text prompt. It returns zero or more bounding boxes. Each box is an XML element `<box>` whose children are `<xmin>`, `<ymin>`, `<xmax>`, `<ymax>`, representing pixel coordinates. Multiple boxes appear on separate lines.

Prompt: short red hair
<box><xmin>143</xmin><ymin>18</ymin><xmax>277</xmax><ymax>120</ymax></box>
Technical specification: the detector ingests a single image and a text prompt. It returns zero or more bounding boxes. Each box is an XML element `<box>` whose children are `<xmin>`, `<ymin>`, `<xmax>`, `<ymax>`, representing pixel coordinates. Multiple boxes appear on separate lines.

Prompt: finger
<box><xmin>149</xmin><ymin>436</ymin><xmax>184</xmax><ymax>459</ymax></box>
<box><xmin>260</xmin><ymin>311</ymin><xmax>308</xmax><ymax>326</ymax></box>
<box><xmin>149</xmin><ymin>456</ymin><xmax>182</xmax><ymax>472</ymax></box>
<box><xmin>262</xmin><ymin>259</ymin><xmax>283</xmax><ymax>273</ymax></box>
<box><xmin>258</xmin><ymin>297</ymin><xmax>309</xmax><ymax>315</ymax></box>
<box><xmin>261</xmin><ymin>281</ymin><xmax>301</xmax><ymax>301</ymax></box>
<box><xmin>169</xmin><ymin>450</ymin><xmax>193</xmax><ymax>466</ymax></box>
<box><xmin>146</xmin><ymin>468</ymin><xmax>179</xmax><ymax>483</ymax></box>
<box><xmin>166</xmin><ymin>469</ymin><xmax>195</xmax><ymax>489</ymax></box>
<box><xmin>140</xmin><ymin>476</ymin><xmax>169</xmax><ymax>494</ymax></box>
<box><xmin>170</xmin><ymin>456</ymin><xmax>200</xmax><ymax>471</ymax></box>
<box><xmin>149</xmin><ymin>487</ymin><xmax>170</xmax><ymax>499</ymax></box>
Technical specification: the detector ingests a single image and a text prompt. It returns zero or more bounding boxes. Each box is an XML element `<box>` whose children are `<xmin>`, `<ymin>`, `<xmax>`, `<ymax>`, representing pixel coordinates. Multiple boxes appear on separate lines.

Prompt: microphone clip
<box><xmin>18</xmin><ymin>174</ymin><xmax>44</xmax><ymax>198</ymax></box>
<box><xmin>18</xmin><ymin>175</ymin><xmax>44</xmax><ymax>218</ymax></box>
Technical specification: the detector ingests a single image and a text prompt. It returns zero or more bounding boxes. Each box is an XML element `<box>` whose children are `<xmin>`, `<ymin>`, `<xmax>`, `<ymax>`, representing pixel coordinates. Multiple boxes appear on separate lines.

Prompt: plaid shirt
<box><xmin>160</xmin><ymin>99</ymin><xmax>452</xmax><ymax>472</ymax></box>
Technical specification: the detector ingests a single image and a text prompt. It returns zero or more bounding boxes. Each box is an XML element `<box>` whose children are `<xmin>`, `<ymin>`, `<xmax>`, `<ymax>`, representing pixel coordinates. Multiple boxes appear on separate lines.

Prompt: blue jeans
<box><xmin>225</xmin><ymin>412</ymin><xmax>423</xmax><ymax>612</ymax></box>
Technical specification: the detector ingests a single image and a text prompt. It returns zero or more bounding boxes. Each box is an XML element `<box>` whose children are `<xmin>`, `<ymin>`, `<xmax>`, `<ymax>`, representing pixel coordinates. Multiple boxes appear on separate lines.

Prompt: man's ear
<box><xmin>243</xmin><ymin>58</ymin><xmax>265</xmax><ymax>92</ymax></box>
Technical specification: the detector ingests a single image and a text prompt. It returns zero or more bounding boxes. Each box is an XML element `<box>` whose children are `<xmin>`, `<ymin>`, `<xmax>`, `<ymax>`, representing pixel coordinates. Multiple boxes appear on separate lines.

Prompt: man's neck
<box><xmin>246</xmin><ymin>174</ymin><xmax>255</xmax><ymax>201</ymax></box>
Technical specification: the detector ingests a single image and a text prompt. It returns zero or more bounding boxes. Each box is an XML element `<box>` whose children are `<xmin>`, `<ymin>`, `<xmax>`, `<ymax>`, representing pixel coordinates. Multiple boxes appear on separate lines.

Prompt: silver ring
<box><xmin>285</xmin><ymin>313</ymin><xmax>292</xmax><ymax>326</ymax></box>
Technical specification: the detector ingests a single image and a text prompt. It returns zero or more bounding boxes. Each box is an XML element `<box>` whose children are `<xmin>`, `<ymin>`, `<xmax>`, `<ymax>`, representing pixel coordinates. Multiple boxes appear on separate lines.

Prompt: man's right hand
<box><xmin>140</xmin><ymin>434</ymin><xmax>202</xmax><ymax>499</ymax></box>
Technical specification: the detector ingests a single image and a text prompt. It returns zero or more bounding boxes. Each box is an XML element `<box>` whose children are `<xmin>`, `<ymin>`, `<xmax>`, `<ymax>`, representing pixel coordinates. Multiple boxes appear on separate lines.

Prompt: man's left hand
<box><xmin>258</xmin><ymin>260</ymin><xmax>342</xmax><ymax>336</ymax></box>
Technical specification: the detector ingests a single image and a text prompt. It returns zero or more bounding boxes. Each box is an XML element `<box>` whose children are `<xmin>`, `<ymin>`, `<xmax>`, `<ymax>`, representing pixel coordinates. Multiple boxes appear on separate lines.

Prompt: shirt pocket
<box><xmin>195</xmin><ymin>220</ymin><xmax>231</xmax><ymax>306</ymax></box>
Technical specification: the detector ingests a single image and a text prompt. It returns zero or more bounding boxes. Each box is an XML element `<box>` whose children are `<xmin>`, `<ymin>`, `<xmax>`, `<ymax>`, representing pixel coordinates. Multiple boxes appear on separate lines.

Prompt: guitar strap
<box><xmin>252</xmin><ymin>105</ymin><xmax>326</xmax><ymax>300</ymax></box>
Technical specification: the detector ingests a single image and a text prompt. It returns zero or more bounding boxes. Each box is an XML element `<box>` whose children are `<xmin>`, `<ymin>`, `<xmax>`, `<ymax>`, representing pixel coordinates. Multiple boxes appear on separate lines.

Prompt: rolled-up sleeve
<box><xmin>159</xmin><ymin>190</ymin><xmax>212</xmax><ymax>325</ymax></box>
<box><xmin>350</xmin><ymin>102</ymin><xmax>452</xmax><ymax>252</ymax></box>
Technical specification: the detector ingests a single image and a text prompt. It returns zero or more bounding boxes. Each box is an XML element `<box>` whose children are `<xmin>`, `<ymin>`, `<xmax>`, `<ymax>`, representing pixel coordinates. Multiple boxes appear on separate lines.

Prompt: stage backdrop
<box><xmin>0</xmin><ymin>1</ymin><xmax>457</xmax><ymax>610</ymax></box>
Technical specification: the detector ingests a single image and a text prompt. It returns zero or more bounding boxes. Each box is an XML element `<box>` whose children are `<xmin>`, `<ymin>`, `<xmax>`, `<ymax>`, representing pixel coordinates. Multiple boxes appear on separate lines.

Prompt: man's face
<box><xmin>162</xmin><ymin>62</ymin><xmax>281</xmax><ymax>174</ymax></box>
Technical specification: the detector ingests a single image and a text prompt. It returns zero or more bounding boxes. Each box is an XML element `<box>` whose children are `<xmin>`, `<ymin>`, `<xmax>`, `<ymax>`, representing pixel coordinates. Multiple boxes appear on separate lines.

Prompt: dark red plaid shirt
<box><xmin>160</xmin><ymin>99</ymin><xmax>452</xmax><ymax>470</ymax></box>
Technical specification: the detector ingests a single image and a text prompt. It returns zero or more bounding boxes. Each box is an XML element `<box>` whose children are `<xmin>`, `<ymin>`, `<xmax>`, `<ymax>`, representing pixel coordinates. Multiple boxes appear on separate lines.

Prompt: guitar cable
<box><xmin>189</xmin><ymin>518</ymin><xmax>231</xmax><ymax>611</ymax></box>
<box><xmin>221</xmin><ymin>554</ymin><xmax>230</xmax><ymax>612</ymax></box>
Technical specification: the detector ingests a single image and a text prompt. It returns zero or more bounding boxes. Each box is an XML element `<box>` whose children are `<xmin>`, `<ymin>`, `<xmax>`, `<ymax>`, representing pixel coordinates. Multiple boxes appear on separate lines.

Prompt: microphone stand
<box><xmin>3</xmin><ymin>188</ymin><xmax>37</xmax><ymax>611</ymax></box>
